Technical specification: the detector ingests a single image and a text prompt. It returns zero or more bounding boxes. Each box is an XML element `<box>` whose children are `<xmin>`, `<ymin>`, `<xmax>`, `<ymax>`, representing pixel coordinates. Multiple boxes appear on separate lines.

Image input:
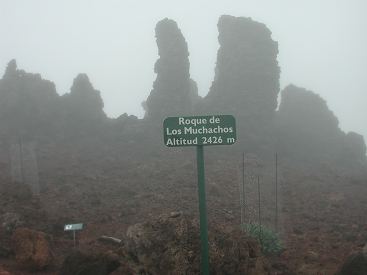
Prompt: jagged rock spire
<box><xmin>3</xmin><ymin>59</ymin><xmax>18</xmax><ymax>78</ymax></box>
<box><xmin>62</xmin><ymin>73</ymin><xmax>106</xmax><ymax>122</ymax></box>
<box><xmin>204</xmin><ymin>15</ymin><xmax>280</xmax><ymax>117</ymax></box>
<box><xmin>70</xmin><ymin>74</ymin><xmax>95</xmax><ymax>95</ymax></box>
<box><xmin>144</xmin><ymin>18</ymin><xmax>198</xmax><ymax>121</ymax></box>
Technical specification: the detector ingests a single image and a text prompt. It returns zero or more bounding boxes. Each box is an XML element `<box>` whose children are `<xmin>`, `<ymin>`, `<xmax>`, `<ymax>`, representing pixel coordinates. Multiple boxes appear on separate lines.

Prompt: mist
<box><xmin>2</xmin><ymin>1</ymin><xmax>367</xmax><ymax>274</ymax></box>
<box><xmin>1</xmin><ymin>0</ymin><xmax>366</xmax><ymax>139</ymax></box>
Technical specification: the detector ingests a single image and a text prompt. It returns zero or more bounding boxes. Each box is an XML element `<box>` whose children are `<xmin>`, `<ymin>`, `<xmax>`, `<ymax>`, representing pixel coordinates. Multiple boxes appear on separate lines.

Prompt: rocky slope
<box><xmin>0</xmin><ymin>14</ymin><xmax>366</xmax><ymax>275</ymax></box>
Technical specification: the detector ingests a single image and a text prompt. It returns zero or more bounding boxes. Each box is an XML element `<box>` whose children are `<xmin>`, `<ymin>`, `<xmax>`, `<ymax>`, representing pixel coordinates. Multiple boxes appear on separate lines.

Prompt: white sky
<box><xmin>1</xmin><ymin>0</ymin><xmax>366</xmax><ymax>139</ymax></box>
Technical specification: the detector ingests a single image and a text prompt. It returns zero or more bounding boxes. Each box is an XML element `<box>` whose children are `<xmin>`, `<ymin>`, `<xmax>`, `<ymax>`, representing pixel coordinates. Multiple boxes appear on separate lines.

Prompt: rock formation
<box><xmin>0</xmin><ymin>60</ymin><xmax>108</xmax><ymax>140</ymax></box>
<box><xmin>11</xmin><ymin>228</ymin><xmax>52</xmax><ymax>271</ymax></box>
<box><xmin>343</xmin><ymin>132</ymin><xmax>367</xmax><ymax>164</ymax></box>
<box><xmin>0</xmin><ymin>60</ymin><xmax>60</xmax><ymax>138</ymax></box>
<box><xmin>276</xmin><ymin>84</ymin><xmax>367</xmax><ymax>166</ymax></box>
<box><xmin>61</xmin><ymin>74</ymin><xmax>106</xmax><ymax>133</ymax></box>
<box><xmin>144</xmin><ymin>18</ymin><xmax>199</xmax><ymax>121</ymax></box>
<box><xmin>124</xmin><ymin>213</ymin><xmax>269</xmax><ymax>274</ymax></box>
<box><xmin>63</xmin><ymin>74</ymin><xmax>106</xmax><ymax>121</ymax></box>
<box><xmin>203</xmin><ymin>15</ymin><xmax>280</xmax><ymax>151</ymax></box>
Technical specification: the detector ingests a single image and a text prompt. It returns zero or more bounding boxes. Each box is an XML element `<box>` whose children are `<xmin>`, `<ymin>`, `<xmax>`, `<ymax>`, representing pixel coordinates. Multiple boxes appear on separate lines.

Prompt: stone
<box><xmin>11</xmin><ymin>228</ymin><xmax>52</xmax><ymax>271</ymax></box>
<box><xmin>0</xmin><ymin>265</ymin><xmax>12</xmax><ymax>275</ymax></box>
<box><xmin>125</xmin><ymin>213</ymin><xmax>268</xmax><ymax>274</ymax></box>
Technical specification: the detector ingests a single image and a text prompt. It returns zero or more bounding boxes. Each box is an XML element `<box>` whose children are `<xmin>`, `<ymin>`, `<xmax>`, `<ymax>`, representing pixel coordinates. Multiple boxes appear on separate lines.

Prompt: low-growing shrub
<box><xmin>242</xmin><ymin>223</ymin><xmax>283</xmax><ymax>255</ymax></box>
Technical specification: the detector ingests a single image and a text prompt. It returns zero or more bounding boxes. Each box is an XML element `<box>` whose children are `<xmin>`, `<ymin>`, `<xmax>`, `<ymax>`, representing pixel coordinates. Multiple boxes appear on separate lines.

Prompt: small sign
<box><xmin>64</xmin><ymin>223</ymin><xmax>83</xmax><ymax>231</ymax></box>
<box><xmin>163</xmin><ymin>115</ymin><xmax>236</xmax><ymax>147</ymax></box>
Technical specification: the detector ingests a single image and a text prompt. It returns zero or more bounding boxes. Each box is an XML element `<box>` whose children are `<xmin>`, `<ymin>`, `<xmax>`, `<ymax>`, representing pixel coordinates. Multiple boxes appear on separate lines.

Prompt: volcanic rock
<box><xmin>276</xmin><ymin>84</ymin><xmax>342</xmax><ymax>160</ymax></box>
<box><xmin>125</xmin><ymin>214</ymin><xmax>269</xmax><ymax>274</ymax></box>
<box><xmin>276</xmin><ymin>84</ymin><xmax>367</xmax><ymax>166</ymax></box>
<box><xmin>11</xmin><ymin>227</ymin><xmax>52</xmax><ymax>271</ymax></box>
<box><xmin>343</xmin><ymin>132</ymin><xmax>367</xmax><ymax>164</ymax></box>
<box><xmin>203</xmin><ymin>15</ymin><xmax>280</xmax><ymax>151</ymax></box>
<box><xmin>0</xmin><ymin>266</ymin><xmax>12</xmax><ymax>275</ymax></box>
<box><xmin>144</xmin><ymin>18</ymin><xmax>199</xmax><ymax>121</ymax></box>
<box><xmin>0</xmin><ymin>60</ymin><xmax>60</xmax><ymax>138</ymax></box>
<box><xmin>61</xmin><ymin>73</ymin><xmax>107</xmax><ymax>134</ymax></box>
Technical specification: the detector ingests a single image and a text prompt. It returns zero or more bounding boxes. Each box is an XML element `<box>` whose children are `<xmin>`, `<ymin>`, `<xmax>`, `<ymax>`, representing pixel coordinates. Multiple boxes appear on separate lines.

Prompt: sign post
<box><xmin>64</xmin><ymin>223</ymin><xmax>84</xmax><ymax>248</ymax></box>
<box><xmin>163</xmin><ymin>115</ymin><xmax>236</xmax><ymax>275</ymax></box>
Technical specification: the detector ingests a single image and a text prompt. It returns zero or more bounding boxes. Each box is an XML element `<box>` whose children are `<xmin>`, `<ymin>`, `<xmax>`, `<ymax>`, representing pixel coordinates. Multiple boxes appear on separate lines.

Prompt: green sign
<box><xmin>163</xmin><ymin>115</ymin><xmax>236</xmax><ymax>147</ymax></box>
<box><xmin>163</xmin><ymin>114</ymin><xmax>237</xmax><ymax>275</ymax></box>
<box><xmin>64</xmin><ymin>223</ymin><xmax>83</xmax><ymax>231</ymax></box>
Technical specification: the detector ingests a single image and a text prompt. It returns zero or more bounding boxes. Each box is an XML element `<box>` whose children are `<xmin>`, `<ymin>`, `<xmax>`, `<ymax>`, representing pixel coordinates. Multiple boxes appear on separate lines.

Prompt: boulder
<box><xmin>337</xmin><ymin>253</ymin><xmax>367</xmax><ymax>275</ymax></box>
<box><xmin>0</xmin><ymin>266</ymin><xmax>12</xmax><ymax>275</ymax></box>
<box><xmin>11</xmin><ymin>228</ymin><xmax>52</xmax><ymax>271</ymax></box>
<box><xmin>0</xmin><ymin>60</ymin><xmax>60</xmax><ymax>138</ymax></box>
<box><xmin>125</xmin><ymin>213</ymin><xmax>269</xmax><ymax>274</ymax></box>
<box><xmin>1</xmin><ymin>212</ymin><xmax>24</xmax><ymax>234</ymax></box>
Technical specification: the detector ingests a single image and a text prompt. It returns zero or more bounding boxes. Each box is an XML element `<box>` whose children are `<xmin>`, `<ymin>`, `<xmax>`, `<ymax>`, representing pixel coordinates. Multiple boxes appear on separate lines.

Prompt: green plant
<box><xmin>242</xmin><ymin>223</ymin><xmax>283</xmax><ymax>255</ymax></box>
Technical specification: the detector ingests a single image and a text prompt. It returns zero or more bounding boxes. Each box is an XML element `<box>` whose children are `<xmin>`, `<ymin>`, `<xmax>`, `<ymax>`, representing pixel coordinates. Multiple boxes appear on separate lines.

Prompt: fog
<box><xmin>1</xmin><ymin>0</ymin><xmax>366</xmax><ymax>139</ymax></box>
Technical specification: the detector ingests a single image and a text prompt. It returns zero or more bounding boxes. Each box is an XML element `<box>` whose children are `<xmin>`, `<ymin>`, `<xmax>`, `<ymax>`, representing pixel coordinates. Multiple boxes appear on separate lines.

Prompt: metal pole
<box><xmin>257</xmin><ymin>175</ymin><xmax>262</xmax><ymax>245</ymax></box>
<box><xmin>196</xmin><ymin>145</ymin><xmax>209</xmax><ymax>275</ymax></box>
<box><xmin>242</xmin><ymin>152</ymin><xmax>245</xmax><ymax>226</ymax></box>
<box><xmin>275</xmin><ymin>152</ymin><xmax>278</xmax><ymax>232</ymax></box>
<box><xmin>73</xmin><ymin>230</ymin><xmax>76</xmax><ymax>248</ymax></box>
<box><xmin>19</xmin><ymin>136</ymin><xmax>25</xmax><ymax>184</ymax></box>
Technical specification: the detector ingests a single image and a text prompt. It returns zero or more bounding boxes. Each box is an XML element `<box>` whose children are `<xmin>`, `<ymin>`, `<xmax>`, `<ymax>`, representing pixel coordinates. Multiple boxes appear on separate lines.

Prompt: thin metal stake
<box><xmin>242</xmin><ymin>152</ymin><xmax>246</xmax><ymax>226</ymax></box>
<box><xmin>275</xmin><ymin>152</ymin><xmax>278</xmax><ymax>232</ymax></box>
<box><xmin>18</xmin><ymin>136</ymin><xmax>25</xmax><ymax>185</ymax></box>
<box><xmin>73</xmin><ymin>230</ymin><xmax>76</xmax><ymax>248</ymax></box>
<box><xmin>257</xmin><ymin>175</ymin><xmax>262</xmax><ymax>245</ymax></box>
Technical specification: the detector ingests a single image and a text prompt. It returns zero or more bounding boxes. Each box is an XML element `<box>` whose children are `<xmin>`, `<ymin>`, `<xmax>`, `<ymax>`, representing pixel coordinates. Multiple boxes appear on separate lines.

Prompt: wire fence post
<box><xmin>242</xmin><ymin>152</ymin><xmax>245</xmax><ymax>227</ymax></box>
<box><xmin>275</xmin><ymin>152</ymin><xmax>278</xmax><ymax>232</ymax></box>
<box><xmin>257</xmin><ymin>175</ymin><xmax>262</xmax><ymax>244</ymax></box>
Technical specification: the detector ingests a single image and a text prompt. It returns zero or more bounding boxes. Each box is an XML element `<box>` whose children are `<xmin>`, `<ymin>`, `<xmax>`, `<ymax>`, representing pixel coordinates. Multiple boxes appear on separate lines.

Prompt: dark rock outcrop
<box><xmin>276</xmin><ymin>84</ymin><xmax>367</xmax><ymax>166</ymax></box>
<box><xmin>203</xmin><ymin>15</ymin><xmax>280</xmax><ymax>151</ymax></box>
<box><xmin>0</xmin><ymin>61</ymin><xmax>108</xmax><ymax>140</ymax></box>
<box><xmin>0</xmin><ymin>60</ymin><xmax>60</xmax><ymax>138</ymax></box>
<box><xmin>343</xmin><ymin>132</ymin><xmax>367</xmax><ymax>164</ymax></box>
<box><xmin>61</xmin><ymin>74</ymin><xmax>107</xmax><ymax>134</ymax></box>
<box><xmin>11</xmin><ymin>228</ymin><xmax>52</xmax><ymax>271</ymax></box>
<box><xmin>144</xmin><ymin>18</ymin><xmax>199</xmax><ymax>121</ymax></box>
<box><xmin>276</xmin><ymin>84</ymin><xmax>342</xmax><ymax>161</ymax></box>
<box><xmin>124</xmin><ymin>214</ymin><xmax>269</xmax><ymax>274</ymax></box>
